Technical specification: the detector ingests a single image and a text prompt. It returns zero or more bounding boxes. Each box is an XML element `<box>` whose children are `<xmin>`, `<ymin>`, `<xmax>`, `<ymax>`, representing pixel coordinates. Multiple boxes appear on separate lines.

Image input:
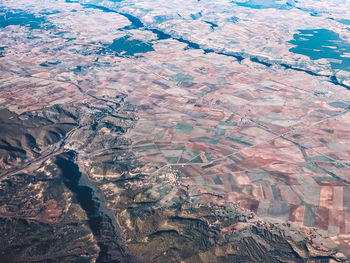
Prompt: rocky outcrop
<box><xmin>0</xmin><ymin>101</ymin><xmax>346</xmax><ymax>262</ymax></box>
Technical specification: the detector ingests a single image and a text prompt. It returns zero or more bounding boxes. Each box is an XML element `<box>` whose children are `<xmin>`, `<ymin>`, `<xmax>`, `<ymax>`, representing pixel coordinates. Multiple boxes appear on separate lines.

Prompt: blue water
<box><xmin>289</xmin><ymin>29</ymin><xmax>350</xmax><ymax>71</ymax></box>
<box><xmin>39</xmin><ymin>10</ymin><xmax>61</xmax><ymax>15</ymax></box>
<box><xmin>154</xmin><ymin>15</ymin><xmax>171</xmax><ymax>24</ymax></box>
<box><xmin>204</xmin><ymin>21</ymin><xmax>218</xmax><ymax>30</ymax></box>
<box><xmin>337</xmin><ymin>19</ymin><xmax>350</xmax><ymax>26</ymax></box>
<box><xmin>39</xmin><ymin>61</ymin><xmax>61</xmax><ymax>67</ymax></box>
<box><xmin>190</xmin><ymin>12</ymin><xmax>202</xmax><ymax>20</ymax></box>
<box><xmin>0</xmin><ymin>8</ymin><xmax>50</xmax><ymax>29</ymax></box>
<box><xmin>0</xmin><ymin>46</ymin><xmax>5</xmax><ymax>57</ymax></box>
<box><xmin>234</xmin><ymin>0</ymin><xmax>295</xmax><ymax>10</ymax></box>
<box><xmin>310</xmin><ymin>12</ymin><xmax>322</xmax><ymax>17</ymax></box>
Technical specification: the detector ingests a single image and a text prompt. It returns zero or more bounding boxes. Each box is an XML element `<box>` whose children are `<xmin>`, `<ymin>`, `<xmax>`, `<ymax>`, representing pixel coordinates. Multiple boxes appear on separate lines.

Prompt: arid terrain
<box><xmin>0</xmin><ymin>0</ymin><xmax>350</xmax><ymax>262</ymax></box>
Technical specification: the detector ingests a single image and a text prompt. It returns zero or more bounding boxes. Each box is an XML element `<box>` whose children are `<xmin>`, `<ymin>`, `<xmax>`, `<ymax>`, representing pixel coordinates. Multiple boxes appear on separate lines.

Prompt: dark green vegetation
<box><xmin>289</xmin><ymin>29</ymin><xmax>350</xmax><ymax>71</ymax></box>
<box><xmin>226</xmin><ymin>137</ymin><xmax>253</xmax><ymax>146</ymax></box>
